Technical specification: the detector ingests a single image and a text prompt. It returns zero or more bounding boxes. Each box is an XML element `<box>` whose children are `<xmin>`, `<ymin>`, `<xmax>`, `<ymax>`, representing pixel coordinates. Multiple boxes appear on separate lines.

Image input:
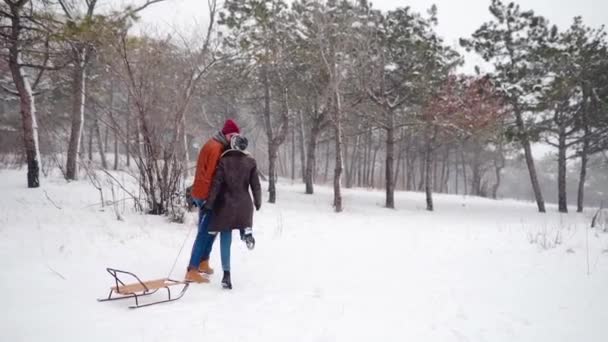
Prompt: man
<box><xmin>185</xmin><ymin>119</ymin><xmax>240</xmax><ymax>283</ymax></box>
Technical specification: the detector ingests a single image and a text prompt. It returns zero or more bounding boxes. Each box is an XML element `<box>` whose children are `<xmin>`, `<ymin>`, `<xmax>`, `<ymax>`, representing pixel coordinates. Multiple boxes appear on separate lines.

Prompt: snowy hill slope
<box><xmin>1</xmin><ymin>169</ymin><xmax>607</xmax><ymax>341</ymax></box>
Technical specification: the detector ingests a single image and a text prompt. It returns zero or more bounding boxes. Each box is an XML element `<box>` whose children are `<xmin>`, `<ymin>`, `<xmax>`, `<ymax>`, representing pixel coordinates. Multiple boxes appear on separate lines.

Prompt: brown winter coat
<box><xmin>204</xmin><ymin>150</ymin><xmax>262</xmax><ymax>232</ymax></box>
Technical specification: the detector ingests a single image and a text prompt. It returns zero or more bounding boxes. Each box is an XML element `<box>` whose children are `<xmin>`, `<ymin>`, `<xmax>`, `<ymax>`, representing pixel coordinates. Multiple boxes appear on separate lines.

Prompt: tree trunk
<box><xmin>514</xmin><ymin>109</ymin><xmax>546</xmax><ymax>212</ymax></box>
<box><xmin>418</xmin><ymin>151</ymin><xmax>425</xmax><ymax>191</ymax></box>
<box><xmin>110</xmin><ymin>87</ymin><xmax>119</xmax><ymax>171</ymax></box>
<box><xmin>324</xmin><ymin>141</ymin><xmax>330</xmax><ymax>183</ymax></box>
<box><xmin>182</xmin><ymin>114</ymin><xmax>189</xmax><ymax>177</ymax></box>
<box><xmin>461</xmin><ymin>147</ymin><xmax>468</xmax><ymax>195</ymax></box>
<box><xmin>261</xmin><ymin>63</ymin><xmax>289</xmax><ymax>203</ymax></box>
<box><xmin>443</xmin><ymin>148</ymin><xmax>450</xmax><ymax>194</ymax></box>
<box><xmin>88</xmin><ymin>125</ymin><xmax>93</xmax><ymax>161</ymax></box>
<box><xmin>471</xmin><ymin>159</ymin><xmax>481</xmax><ymax>196</ymax></box>
<box><xmin>394</xmin><ymin>129</ymin><xmax>404</xmax><ymax>190</ymax></box>
<box><xmin>305</xmin><ymin>121</ymin><xmax>321</xmax><ymax>194</ymax></box>
<box><xmin>347</xmin><ymin>135</ymin><xmax>360</xmax><ymax>188</ymax></box>
<box><xmin>126</xmin><ymin>96</ymin><xmax>131</xmax><ymax>167</ymax></box>
<box><xmin>455</xmin><ymin>155</ymin><xmax>460</xmax><ymax>195</ymax></box>
<box><xmin>385</xmin><ymin>124</ymin><xmax>395</xmax><ymax>208</ymax></box>
<box><xmin>8</xmin><ymin>4</ymin><xmax>41</xmax><ymax>188</ymax></box>
<box><xmin>577</xmin><ymin>94</ymin><xmax>590</xmax><ymax>213</ymax></box>
<box><xmin>268</xmin><ymin>144</ymin><xmax>278</xmax><ymax>203</ymax></box>
<box><xmin>104</xmin><ymin>126</ymin><xmax>109</xmax><ymax>153</ymax></box>
<box><xmin>113</xmin><ymin>128</ymin><xmax>119</xmax><ymax>170</ymax></box>
<box><xmin>333</xmin><ymin>94</ymin><xmax>344</xmax><ymax>212</ymax></box>
<box><xmin>364</xmin><ymin>129</ymin><xmax>372</xmax><ymax>187</ymax></box>
<box><xmin>557</xmin><ymin>125</ymin><xmax>568</xmax><ymax>213</ymax></box>
<box><xmin>425</xmin><ymin>125</ymin><xmax>434</xmax><ymax>211</ymax></box>
<box><xmin>65</xmin><ymin>55</ymin><xmax>87</xmax><ymax>180</ymax></box>
<box><xmin>291</xmin><ymin>123</ymin><xmax>295</xmax><ymax>181</ymax></box>
<box><xmin>371</xmin><ymin>146</ymin><xmax>378</xmax><ymax>189</ymax></box>
<box><xmin>262</xmin><ymin>64</ymin><xmax>276</xmax><ymax>203</ymax></box>
<box><xmin>343</xmin><ymin>137</ymin><xmax>350</xmax><ymax>188</ymax></box>
<box><xmin>491</xmin><ymin>142</ymin><xmax>505</xmax><ymax>199</ymax></box>
<box><xmin>298</xmin><ymin>111</ymin><xmax>306</xmax><ymax>183</ymax></box>
<box><xmin>406</xmin><ymin>147</ymin><xmax>414</xmax><ymax>191</ymax></box>
<box><xmin>94</xmin><ymin>111</ymin><xmax>107</xmax><ymax>169</ymax></box>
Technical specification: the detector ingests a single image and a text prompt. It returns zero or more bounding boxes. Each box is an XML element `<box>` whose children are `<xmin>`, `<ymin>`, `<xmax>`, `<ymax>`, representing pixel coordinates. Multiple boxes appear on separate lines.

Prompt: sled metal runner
<box><xmin>98</xmin><ymin>268</ymin><xmax>190</xmax><ymax>309</ymax></box>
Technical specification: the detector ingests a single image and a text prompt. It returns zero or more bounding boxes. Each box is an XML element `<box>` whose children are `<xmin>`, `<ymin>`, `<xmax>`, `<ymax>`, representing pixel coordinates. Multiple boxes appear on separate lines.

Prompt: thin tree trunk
<box><xmin>305</xmin><ymin>121</ymin><xmax>321</xmax><ymax>194</ymax></box>
<box><xmin>126</xmin><ymin>96</ymin><xmax>131</xmax><ymax>168</ymax></box>
<box><xmin>7</xmin><ymin>3</ymin><xmax>41</xmax><ymax>188</ymax></box>
<box><xmin>324</xmin><ymin>141</ymin><xmax>330</xmax><ymax>183</ymax></box>
<box><xmin>455</xmin><ymin>154</ymin><xmax>460</xmax><ymax>195</ymax></box>
<box><xmin>515</xmin><ymin>109</ymin><xmax>546</xmax><ymax>212</ymax></box>
<box><xmin>362</xmin><ymin>129</ymin><xmax>370</xmax><ymax>187</ymax></box>
<box><xmin>291</xmin><ymin>123</ymin><xmax>296</xmax><ymax>181</ymax></box>
<box><xmin>365</xmin><ymin>129</ymin><xmax>372</xmax><ymax>187</ymax></box>
<box><xmin>371</xmin><ymin>146</ymin><xmax>378</xmax><ymax>189</ymax></box>
<box><xmin>182</xmin><ymin>114</ymin><xmax>189</xmax><ymax>177</ymax></box>
<box><xmin>262</xmin><ymin>64</ymin><xmax>276</xmax><ymax>203</ymax></box>
<box><xmin>557</xmin><ymin>124</ymin><xmax>568</xmax><ymax>213</ymax></box>
<box><xmin>461</xmin><ymin>147</ymin><xmax>468</xmax><ymax>195</ymax></box>
<box><xmin>298</xmin><ymin>111</ymin><xmax>306</xmax><ymax>183</ymax></box>
<box><xmin>347</xmin><ymin>135</ymin><xmax>360</xmax><ymax>188</ymax></box>
<box><xmin>385</xmin><ymin>123</ymin><xmax>395</xmax><ymax>208</ymax></box>
<box><xmin>418</xmin><ymin>151</ymin><xmax>425</xmax><ymax>191</ymax></box>
<box><xmin>406</xmin><ymin>147</ymin><xmax>414</xmax><ymax>191</ymax></box>
<box><xmin>113</xmin><ymin>129</ymin><xmax>119</xmax><ymax>170</ymax></box>
<box><xmin>577</xmin><ymin>93</ymin><xmax>590</xmax><ymax>213</ymax></box>
<box><xmin>425</xmin><ymin>125</ymin><xmax>434</xmax><ymax>211</ymax></box>
<box><xmin>443</xmin><ymin>148</ymin><xmax>450</xmax><ymax>194</ymax></box>
<box><xmin>110</xmin><ymin>85</ymin><xmax>119</xmax><ymax>171</ymax></box>
<box><xmin>333</xmin><ymin>94</ymin><xmax>343</xmax><ymax>212</ymax></box>
<box><xmin>394</xmin><ymin>129</ymin><xmax>404</xmax><ymax>190</ymax></box>
<box><xmin>104</xmin><ymin>126</ymin><xmax>109</xmax><ymax>153</ymax></box>
<box><xmin>343</xmin><ymin>137</ymin><xmax>350</xmax><ymax>188</ymax></box>
<box><xmin>261</xmin><ymin>63</ymin><xmax>289</xmax><ymax>203</ymax></box>
<box><xmin>94</xmin><ymin>111</ymin><xmax>107</xmax><ymax>169</ymax></box>
<box><xmin>432</xmin><ymin>153</ymin><xmax>439</xmax><ymax>192</ymax></box>
<box><xmin>66</xmin><ymin>54</ymin><xmax>87</xmax><ymax>180</ymax></box>
<box><xmin>88</xmin><ymin>125</ymin><xmax>93</xmax><ymax>161</ymax></box>
<box><xmin>491</xmin><ymin>141</ymin><xmax>505</xmax><ymax>199</ymax></box>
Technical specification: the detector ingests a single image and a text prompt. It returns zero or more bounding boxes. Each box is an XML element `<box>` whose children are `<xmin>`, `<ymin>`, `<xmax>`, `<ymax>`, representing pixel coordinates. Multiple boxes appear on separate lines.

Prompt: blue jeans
<box><xmin>188</xmin><ymin>199</ymin><xmax>216</xmax><ymax>269</ymax></box>
<box><xmin>219</xmin><ymin>230</ymin><xmax>232</xmax><ymax>272</ymax></box>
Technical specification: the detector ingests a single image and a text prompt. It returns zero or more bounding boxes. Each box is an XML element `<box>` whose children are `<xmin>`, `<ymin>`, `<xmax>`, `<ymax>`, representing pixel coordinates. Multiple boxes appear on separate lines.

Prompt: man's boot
<box><xmin>198</xmin><ymin>259</ymin><xmax>214</xmax><ymax>275</ymax></box>
<box><xmin>185</xmin><ymin>269</ymin><xmax>209</xmax><ymax>283</ymax></box>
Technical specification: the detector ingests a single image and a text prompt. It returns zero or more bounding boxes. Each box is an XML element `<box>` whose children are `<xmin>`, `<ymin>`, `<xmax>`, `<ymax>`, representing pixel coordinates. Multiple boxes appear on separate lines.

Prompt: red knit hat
<box><xmin>221</xmin><ymin>119</ymin><xmax>240</xmax><ymax>135</ymax></box>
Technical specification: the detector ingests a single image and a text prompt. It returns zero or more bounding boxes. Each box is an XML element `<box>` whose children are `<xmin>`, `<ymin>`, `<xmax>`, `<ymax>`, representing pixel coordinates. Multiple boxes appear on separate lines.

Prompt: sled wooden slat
<box><xmin>113</xmin><ymin>278</ymin><xmax>169</xmax><ymax>294</ymax></box>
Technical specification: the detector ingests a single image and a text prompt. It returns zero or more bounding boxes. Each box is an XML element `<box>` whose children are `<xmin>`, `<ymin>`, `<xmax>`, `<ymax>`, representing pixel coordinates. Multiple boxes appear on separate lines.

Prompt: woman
<box><xmin>203</xmin><ymin>135</ymin><xmax>262</xmax><ymax>289</ymax></box>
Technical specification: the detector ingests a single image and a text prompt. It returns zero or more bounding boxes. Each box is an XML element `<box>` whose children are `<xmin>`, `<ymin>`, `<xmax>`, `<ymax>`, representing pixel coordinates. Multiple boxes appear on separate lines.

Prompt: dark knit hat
<box><xmin>222</xmin><ymin>119</ymin><xmax>240</xmax><ymax>135</ymax></box>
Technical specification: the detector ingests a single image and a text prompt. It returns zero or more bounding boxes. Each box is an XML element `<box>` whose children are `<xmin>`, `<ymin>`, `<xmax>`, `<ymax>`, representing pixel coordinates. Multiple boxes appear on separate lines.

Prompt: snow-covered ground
<box><xmin>1</xmin><ymin>168</ymin><xmax>607</xmax><ymax>341</ymax></box>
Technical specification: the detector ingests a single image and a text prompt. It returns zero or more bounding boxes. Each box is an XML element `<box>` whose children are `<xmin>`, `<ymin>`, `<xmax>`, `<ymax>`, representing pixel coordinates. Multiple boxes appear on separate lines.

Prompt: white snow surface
<box><xmin>1</xmin><ymin>169</ymin><xmax>607</xmax><ymax>341</ymax></box>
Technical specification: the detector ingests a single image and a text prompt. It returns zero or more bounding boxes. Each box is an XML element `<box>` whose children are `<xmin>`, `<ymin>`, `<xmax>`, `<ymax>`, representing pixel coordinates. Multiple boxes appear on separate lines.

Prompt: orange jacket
<box><xmin>191</xmin><ymin>136</ymin><xmax>225</xmax><ymax>200</ymax></box>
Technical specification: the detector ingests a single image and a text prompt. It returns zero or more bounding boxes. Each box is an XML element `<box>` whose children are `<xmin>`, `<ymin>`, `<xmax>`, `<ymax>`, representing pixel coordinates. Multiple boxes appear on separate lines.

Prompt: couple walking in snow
<box><xmin>185</xmin><ymin>119</ymin><xmax>262</xmax><ymax>289</ymax></box>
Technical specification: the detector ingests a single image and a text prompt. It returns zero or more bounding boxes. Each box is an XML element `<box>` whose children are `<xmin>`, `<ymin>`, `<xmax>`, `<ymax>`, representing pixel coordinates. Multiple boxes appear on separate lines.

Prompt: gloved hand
<box><xmin>255</xmin><ymin>204</ymin><xmax>261</xmax><ymax>211</ymax></box>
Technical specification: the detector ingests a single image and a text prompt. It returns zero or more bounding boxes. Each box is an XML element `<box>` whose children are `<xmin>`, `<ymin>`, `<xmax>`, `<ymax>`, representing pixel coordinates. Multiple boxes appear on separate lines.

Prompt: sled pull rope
<box><xmin>166</xmin><ymin>215</ymin><xmax>198</xmax><ymax>279</ymax></box>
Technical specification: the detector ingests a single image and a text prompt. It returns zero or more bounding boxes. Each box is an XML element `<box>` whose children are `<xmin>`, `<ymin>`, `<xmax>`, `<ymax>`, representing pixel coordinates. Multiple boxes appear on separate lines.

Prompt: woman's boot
<box><xmin>221</xmin><ymin>271</ymin><xmax>232</xmax><ymax>289</ymax></box>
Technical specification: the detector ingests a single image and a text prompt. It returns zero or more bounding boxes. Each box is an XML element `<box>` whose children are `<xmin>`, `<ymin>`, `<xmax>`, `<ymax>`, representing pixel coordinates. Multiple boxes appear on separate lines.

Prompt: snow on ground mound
<box><xmin>1</xmin><ymin>169</ymin><xmax>607</xmax><ymax>341</ymax></box>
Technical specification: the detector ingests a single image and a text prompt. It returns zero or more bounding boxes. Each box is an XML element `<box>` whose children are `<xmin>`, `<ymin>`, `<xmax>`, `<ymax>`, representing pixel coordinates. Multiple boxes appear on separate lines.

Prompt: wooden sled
<box><xmin>97</xmin><ymin>268</ymin><xmax>189</xmax><ymax>309</ymax></box>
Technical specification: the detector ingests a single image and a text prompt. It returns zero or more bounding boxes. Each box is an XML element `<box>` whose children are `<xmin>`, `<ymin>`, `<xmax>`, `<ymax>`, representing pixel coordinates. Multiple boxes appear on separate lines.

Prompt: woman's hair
<box><xmin>230</xmin><ymin>134</ymin><xmax>248</xmax><ymax>151</ymax></box>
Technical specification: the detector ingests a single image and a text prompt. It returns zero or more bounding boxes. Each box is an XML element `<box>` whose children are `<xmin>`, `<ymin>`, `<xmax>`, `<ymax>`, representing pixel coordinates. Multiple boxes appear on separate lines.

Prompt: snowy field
<box><xmin>1</xmin><ymin>168</ymin><xmax>607</xmax><ymax>341</ymax></box>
